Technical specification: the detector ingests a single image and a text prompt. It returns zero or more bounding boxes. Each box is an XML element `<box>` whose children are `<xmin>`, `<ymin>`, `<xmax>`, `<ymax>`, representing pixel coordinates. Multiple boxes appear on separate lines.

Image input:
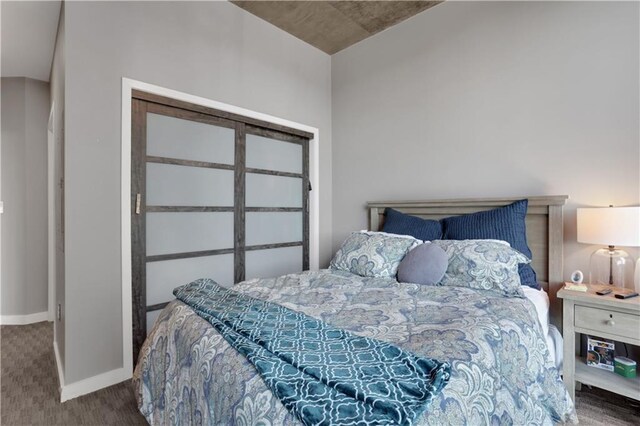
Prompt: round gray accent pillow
<box><xmin>397</xmin><ymin>243</ymin><xmax>448</xmax><ymax>285</ymax></box>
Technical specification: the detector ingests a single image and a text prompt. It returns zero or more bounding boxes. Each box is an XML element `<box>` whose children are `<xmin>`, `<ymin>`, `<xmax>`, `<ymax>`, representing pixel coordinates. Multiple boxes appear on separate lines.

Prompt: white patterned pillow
<box><xmin>330</xmin><ymin>231</ymin><xmax>420</xmax><ymax>278</ymax></box>
<box><xmin>432</xmin><ymin>239</ymin><xmax>528</xmax><ymax>297</ymax></box>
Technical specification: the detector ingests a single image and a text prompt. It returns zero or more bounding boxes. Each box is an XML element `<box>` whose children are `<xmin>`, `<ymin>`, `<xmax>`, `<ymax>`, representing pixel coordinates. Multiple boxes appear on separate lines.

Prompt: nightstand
<box><xmin>558</xmin><ymin>283</ymin><xmax>640</xmax><ymax>402</ymax></box>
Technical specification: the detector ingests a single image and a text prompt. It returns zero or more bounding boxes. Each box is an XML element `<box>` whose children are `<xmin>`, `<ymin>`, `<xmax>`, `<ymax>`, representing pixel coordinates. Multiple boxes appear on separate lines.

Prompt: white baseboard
<box><xmin>53</xmin><ymin>336</ymin><xmax>132</xmax><ymax>402</ymax></box>
<box><xmin>59</xmin><ymin>366</ymin><xmax>132</xmax><ymax>402</ymax></box>
<box><xmin>0</xmin><ymin>311</ymin><xmax>49</xmax><ymax>325</ymax></box>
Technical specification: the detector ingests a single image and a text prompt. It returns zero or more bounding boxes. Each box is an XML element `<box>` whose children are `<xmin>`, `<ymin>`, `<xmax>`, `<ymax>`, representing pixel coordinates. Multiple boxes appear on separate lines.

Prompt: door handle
<box><xmin>135</xmin><ymin>193</ymin><xmax>141</xmax><ymax>215</ymax></box>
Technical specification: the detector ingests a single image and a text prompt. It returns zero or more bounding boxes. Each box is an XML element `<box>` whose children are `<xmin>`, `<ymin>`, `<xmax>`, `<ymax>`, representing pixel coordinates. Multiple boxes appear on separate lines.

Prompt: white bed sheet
<box><xmin>523</xmin><ymin>286</ymin><xmax>563</xmax><ymax>370</ymax></box>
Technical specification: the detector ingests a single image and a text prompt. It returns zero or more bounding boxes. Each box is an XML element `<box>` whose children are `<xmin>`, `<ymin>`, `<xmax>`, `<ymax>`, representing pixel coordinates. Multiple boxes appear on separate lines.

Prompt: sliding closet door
<box><xmin>132</xmin><ymin>100</ymin><xmax>238</xmax><ymax>359</ymax></box>
<box><xmin>244</xmin><ymin>127</ymin><xmax>309</xmax><ymax>280</ymax></box>
<box><xmin>131</xmin><ymin>92</ymin><xmax>311</xmax><ymax>361</ymax></box>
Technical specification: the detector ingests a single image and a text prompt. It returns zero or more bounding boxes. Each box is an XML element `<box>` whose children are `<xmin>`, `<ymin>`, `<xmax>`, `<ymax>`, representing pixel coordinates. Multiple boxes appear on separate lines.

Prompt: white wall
<box><xmin>0</xmin><ymin>78</ymin><xmax>26</xmax><ymax>316</ymax></box>
<box><xmin>61</xmin><ymin>1</ymin><xmax>331</xmax><ymax>385</ymax></box>
<box><xmin>332</xmin><ymin>1</ymin><xmax>639</xmax><ymax>281</ymax></box>
<box><xmin>1</xmin><ymin>77</ymin><xmax>50</xmax><ymax>318</ymax></box>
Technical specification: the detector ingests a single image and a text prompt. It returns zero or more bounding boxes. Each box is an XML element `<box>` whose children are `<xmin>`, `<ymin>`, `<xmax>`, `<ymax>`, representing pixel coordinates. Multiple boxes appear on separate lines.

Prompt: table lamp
<box><xmin>577</xmin><ymin>206</ymin><xmax>640</xmax><ymax>288</ymax></box>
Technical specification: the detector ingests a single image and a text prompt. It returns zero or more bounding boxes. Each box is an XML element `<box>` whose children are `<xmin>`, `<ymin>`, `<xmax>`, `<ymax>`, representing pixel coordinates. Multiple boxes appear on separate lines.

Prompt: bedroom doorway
<box><xmin>130</xmin><ymin>91</ymin><xmax>312</xmax><ymax>360</ymax></box>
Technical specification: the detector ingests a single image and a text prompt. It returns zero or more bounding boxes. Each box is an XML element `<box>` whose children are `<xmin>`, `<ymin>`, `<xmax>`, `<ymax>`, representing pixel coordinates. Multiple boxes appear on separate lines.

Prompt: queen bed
<box><xmin>133</xmin><ymin>196</ymin><xmax>577</xmax><ymax>425</ymax></box>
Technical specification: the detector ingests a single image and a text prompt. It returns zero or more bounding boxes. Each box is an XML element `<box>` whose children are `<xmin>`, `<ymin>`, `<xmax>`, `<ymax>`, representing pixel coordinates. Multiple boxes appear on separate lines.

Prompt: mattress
<box><xmin>522</xmin><ymin>286</ymin><xmax>564</xmax><ymax>370</ymax></box>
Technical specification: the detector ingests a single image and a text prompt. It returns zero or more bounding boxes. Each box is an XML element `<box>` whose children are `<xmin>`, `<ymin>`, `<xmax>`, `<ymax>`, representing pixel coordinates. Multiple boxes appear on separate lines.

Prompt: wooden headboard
<box><xmin>367</xmin><ymin>195</ymin><xmax>568</xmax><ymax>328</ymax></box>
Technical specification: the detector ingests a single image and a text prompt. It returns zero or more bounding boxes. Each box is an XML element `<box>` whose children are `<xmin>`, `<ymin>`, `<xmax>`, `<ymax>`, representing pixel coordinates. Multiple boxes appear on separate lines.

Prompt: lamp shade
<box><xmin>577</xmin><ymin>206</ymin><xmax>640</xmax><ymax>247</ymax></box>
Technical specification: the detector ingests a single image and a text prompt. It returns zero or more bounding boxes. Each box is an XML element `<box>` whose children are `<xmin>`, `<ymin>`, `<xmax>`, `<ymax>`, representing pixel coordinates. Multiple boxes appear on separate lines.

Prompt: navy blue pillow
<box><xmin>441</xmin><ymin>199</ymin><xmax>540</xmax><ymax>289</ymax></box>
<box><xmin>382</xmin><ymin>208</ymin><xmax>443</xmax><ymax>241</ymax></box>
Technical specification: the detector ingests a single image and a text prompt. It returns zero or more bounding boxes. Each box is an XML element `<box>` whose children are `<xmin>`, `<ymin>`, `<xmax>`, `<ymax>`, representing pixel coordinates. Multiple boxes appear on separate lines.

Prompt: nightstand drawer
<box><xmin>575</xmin><ymin>305</ymin><xmax>640</xmax><ymax>340</ymax></box>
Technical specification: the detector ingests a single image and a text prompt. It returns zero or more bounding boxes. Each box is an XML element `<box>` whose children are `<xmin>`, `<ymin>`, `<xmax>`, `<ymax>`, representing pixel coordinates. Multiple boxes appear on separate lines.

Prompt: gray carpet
<box><xmin>1</xmin><ymin>322</ymin><xmax>639</xmax><ymax>425</ymax></box>
<box><xmin>574</xmin><ymin>385</ymin><xmax>640</xmax><ymax>425</ymax></box>
<box><xmin>1</xmin><ymin>322</ymin><xmax>146</xmax><ymax>425</ymax></box>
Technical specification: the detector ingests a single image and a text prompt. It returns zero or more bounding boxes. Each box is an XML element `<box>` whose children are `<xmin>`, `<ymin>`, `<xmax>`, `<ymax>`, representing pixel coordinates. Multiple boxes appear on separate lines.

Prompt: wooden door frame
<box><xmin>121</xmin><ymin>78</ymin><xmax>320</xmax><ymax>375</ymax></box>
<box><xmin>132</xmin><ymin>97</ymin><xmax>312</xmax><ymax>359</ymax></box>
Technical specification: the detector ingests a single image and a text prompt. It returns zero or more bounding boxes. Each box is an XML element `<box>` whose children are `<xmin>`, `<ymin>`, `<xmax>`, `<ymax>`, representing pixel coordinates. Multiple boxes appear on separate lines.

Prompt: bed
<box><xmin>133</xmin><ymin>196</ymin><xmax>576</xmax><ymax>425</ymax></box>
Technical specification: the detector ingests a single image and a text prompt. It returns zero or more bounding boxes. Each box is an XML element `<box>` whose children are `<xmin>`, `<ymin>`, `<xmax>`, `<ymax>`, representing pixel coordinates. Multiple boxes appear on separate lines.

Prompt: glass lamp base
<box><xmin>588</xmin><ymin>247</ymin><xmax>632</xmax><ymax>288</ymax></box>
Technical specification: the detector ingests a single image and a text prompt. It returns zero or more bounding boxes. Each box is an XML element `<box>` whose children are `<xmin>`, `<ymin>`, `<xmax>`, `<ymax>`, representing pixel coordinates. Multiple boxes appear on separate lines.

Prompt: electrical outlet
<box><xmin>57</xmin><ymin>304</ymin><xmax>62</xmax><ymax>321</ymax></box>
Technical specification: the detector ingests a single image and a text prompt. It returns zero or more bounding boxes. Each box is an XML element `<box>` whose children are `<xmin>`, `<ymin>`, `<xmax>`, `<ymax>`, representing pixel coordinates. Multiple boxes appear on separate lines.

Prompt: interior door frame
<box><xmin>121</xmin><ymin>78</ymin><xmax>320</xmax><ymax>375</ymax></box>
<box><xmin>48</xmin><ymin>102</ymin><xmax>55</xmax><ymax>324</ymax></box>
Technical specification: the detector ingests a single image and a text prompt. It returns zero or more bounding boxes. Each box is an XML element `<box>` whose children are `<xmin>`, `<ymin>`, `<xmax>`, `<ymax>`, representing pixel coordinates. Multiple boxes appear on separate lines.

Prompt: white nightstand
<box><xmin>558</xmin><ymin>283</ymin><xmax>640</xmax><ymax>402</ymax></box>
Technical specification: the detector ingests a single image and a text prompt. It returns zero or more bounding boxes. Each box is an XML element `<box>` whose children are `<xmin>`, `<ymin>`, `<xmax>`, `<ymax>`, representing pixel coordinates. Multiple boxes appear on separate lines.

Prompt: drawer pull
<box><xmin>606</xmin><ymin>319</ymin><xmax>616</xmax><ymax>326</ymax></box>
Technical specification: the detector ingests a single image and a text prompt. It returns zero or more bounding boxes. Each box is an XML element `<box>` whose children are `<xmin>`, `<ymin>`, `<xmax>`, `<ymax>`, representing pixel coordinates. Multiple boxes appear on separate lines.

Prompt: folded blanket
<box><xmin>174</xmin><ymin>279</ymin><xmax>450</xmax><ymax>426</ymax></box>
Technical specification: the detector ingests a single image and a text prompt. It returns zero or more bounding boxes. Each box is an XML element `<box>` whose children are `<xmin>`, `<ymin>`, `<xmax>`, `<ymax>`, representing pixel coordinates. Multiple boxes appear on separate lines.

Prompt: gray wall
<box><xmin>62</xmin><ymin>1</ymin><xmax>331</xmax><ymax>384</ymax></box>
<box><xmin>1</xmin><ymin>77</ymin><xmax>50</xmax><ymax>317</ymax></box>
<box><xmin>332</xmin><ymin>1</ymin><xmax>640</xmax><ymax>280</ymax></box>
<box><xmin>49</xmin><ymin>4</ymin><xmax>65</xmax><ymax>366</ymax></box>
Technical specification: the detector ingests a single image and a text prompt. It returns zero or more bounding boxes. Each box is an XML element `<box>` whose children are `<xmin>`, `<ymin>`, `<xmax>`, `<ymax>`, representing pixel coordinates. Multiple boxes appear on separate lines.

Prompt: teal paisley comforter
<box><xmin>172</xmin><ymin>279</ymin><xmax>450</xmax><ymax>426</ymax></box>
<box><xmin>133</xmin><ymin>270</ymin><xmax>577</xmax><ymax>425</ymax></box>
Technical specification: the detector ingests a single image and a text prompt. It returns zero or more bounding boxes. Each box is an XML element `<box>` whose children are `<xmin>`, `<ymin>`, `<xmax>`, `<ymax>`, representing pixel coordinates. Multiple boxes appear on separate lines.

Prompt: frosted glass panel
<box><xmin>246</xmin><ymin>212</ymin><xmax>302</xmax><ymax>246</ymax></box>
<box><xmin>245</xmin><ymin>246</ymin><xmax>303</xmax><ymax>280</ymax></box>
<box><xmin>246</xmin><ymin>174</ymin><xmax>302</xmax><ymax>208</ymax></box>
<box><xmin>146</xmin><ymin>212</ymin><xmax>233</xmax><ymax>256</ymax></box>
<box><xmin>146</xmin><ymin>254</ymin><xmax>233</xmax><ymax>306</ymax></box>
<box><xmin>146</xmin><ymin>163</ymin><xmax>233</xmax><ymax>206</ymax></box>
<box><xmin>147</xmin><ymin>310</ymin><xmax>162</xmax><ymax>334</ymax></box>
<box><xmin>147</xmin><ymin>113</ymin><xmax>234</xmax><ymax>165</ymax></box>
<box><xmin>246</xmin><ymin>134</ymin><xmax>302</xmax><ymax>173</ymax></box>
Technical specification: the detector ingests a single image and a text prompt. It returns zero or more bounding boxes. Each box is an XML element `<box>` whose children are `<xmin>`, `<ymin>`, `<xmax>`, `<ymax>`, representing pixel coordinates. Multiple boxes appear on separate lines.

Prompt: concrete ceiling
<box><xmin>231</xmin><ymin>1</ymin><xmax>442</xmax><ymax>55</ymax></box>
<box><xmin>1</xmin><ymin>0</ymin><xmax>61</xmax><ymax>82</ymax></box>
